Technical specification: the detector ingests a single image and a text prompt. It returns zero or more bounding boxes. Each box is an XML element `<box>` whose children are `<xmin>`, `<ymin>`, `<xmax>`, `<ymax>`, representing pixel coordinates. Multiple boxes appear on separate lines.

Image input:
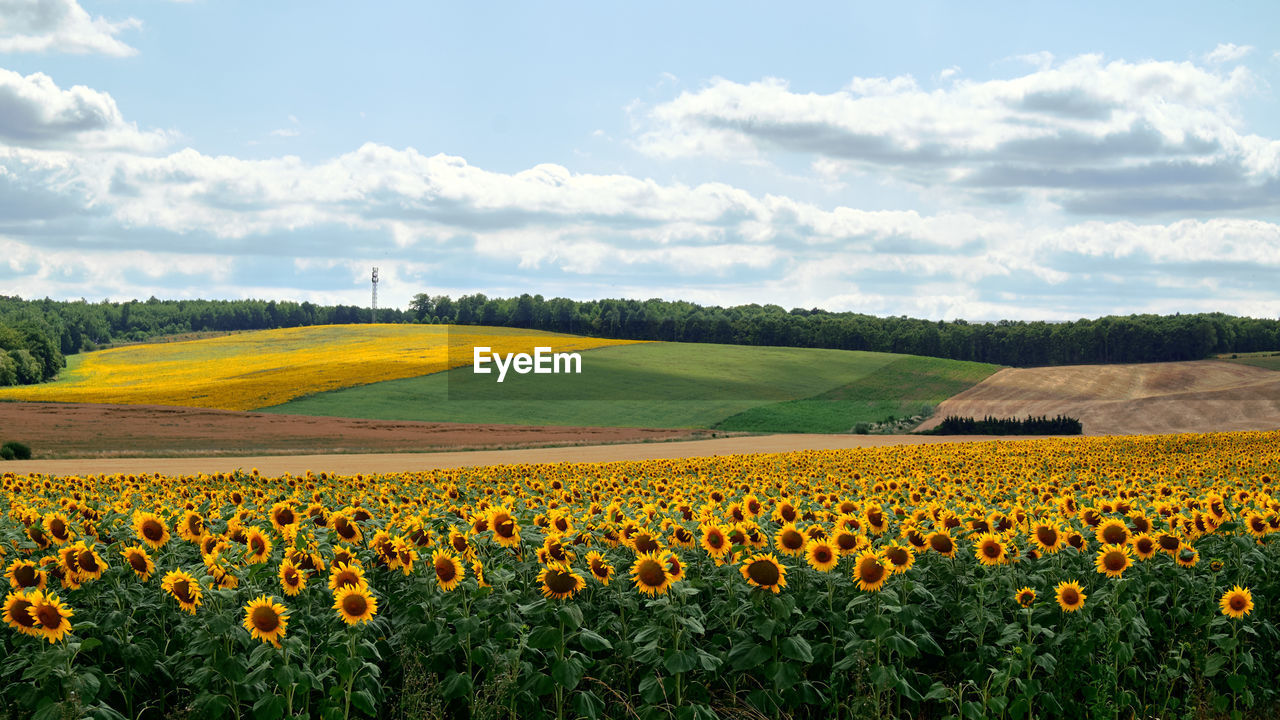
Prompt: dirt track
<box><xmin>0</xmin><ymin>402</ymin><xmax>707</xmax><ymax>458</ymax></box>
<box><xmin>0</xmin><ymin>433</ymin><xmax>1039</xmax><ymax>476</ymax></box>
<box><xmin>917</xmin><ymin>360</ymin><xmax>1280</xmax><ymax>435</ymax></box>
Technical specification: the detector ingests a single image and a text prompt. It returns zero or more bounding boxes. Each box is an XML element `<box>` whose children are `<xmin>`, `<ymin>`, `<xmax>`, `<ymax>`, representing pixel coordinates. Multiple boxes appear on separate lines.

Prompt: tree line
<box><xmin>923</xmin><ymin>415</ymin><xmax>1084</xmax><ymax>436</ymax></box>
<box><xmin>0</xmin><ymin>296</ymin><xmax>407</xmax><ymax>386</ymax></box>
<box><xmin>410</xmin><ymin>293</ymin><xmax>1280</xmax><ymax>367</ymax></box>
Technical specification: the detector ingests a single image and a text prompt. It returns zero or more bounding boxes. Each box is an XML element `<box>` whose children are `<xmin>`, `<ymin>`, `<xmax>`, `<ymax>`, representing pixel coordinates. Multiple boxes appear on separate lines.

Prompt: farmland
<box><xmin>0</xmin><ymin>326</ymin><xmax>636</xmax><ymax>411</ymax></box>
<box><xmin>264</xmin><ymin>341</ymin><xmax>1000</xmax><ymax>432</ymax></box>
<box><xmin>3</xmin><ymin>431</ymin><xmax>1279</xmax><ymax>719</ymax></box>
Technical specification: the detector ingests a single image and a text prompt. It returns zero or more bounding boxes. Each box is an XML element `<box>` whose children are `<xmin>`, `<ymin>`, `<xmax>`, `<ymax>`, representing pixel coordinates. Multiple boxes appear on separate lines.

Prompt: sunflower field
<box><xmin>4</xmin><ymin>432</ymin><xmax>1280</xmax><ymax>720</ymax></box>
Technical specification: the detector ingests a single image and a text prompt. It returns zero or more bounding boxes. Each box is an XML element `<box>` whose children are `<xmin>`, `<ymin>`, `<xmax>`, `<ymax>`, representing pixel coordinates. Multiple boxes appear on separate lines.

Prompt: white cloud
<box><xmin>0</xmin><ymin>0</ymin><xmax>140</xmax><ymax>56</ymax></box>
<box><xmin>270</xmin><ymin>128</ymin><xmax>299</xmax><ymax>138</ymax></box>
<box><xmin>0</xmin><ymin>67</ymin><xmax>172</xmax><ymax>150</ymax></box>
<box><xmin>1205</xmin><ymin>42</ymin><xmax>1254</xmax><ymax>63</ymax></box>
<box><xmin>633</xmin><ymin>54</ymin><xmax>1278</xmax><ymax>214</ymax></box>
<box><xmin>1</xmin><ymin>65</ymin><xmax>1278</xmax><ymax>320</ymax></box>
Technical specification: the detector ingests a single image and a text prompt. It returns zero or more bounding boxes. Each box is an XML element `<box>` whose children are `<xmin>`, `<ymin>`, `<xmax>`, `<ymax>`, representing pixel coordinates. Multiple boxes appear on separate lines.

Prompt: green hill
<box><xmin>260</xmin><ymin>341</ymin><xmax>1000</xmax><ymax>432</ymax></box>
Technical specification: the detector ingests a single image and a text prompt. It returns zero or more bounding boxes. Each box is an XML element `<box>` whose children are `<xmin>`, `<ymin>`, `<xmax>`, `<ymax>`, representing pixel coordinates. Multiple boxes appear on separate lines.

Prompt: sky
<box><xmin>1</xmin><ymin>1</ymin><xmax>1278</xmax><ymax>320</ymax></box>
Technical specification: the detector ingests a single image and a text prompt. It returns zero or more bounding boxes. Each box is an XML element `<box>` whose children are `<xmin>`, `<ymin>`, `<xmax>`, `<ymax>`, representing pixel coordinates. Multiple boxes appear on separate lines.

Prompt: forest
<box><xmin>1</xmin><ymin>293</ymin><xmax>1277</xmax><ymax>386</ymax></box>
<box><xmin>410</xmin><ymin>293</ymin><xmax>1280</xmax><ymax>367</ymax></box>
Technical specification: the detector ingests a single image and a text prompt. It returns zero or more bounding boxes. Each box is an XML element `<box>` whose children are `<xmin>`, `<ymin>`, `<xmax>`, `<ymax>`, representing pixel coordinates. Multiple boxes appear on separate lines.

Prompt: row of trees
<box><xmin>0</xmin><ymin>322</ymin><xmax>63</xmax><ymax>386</ymax></box>
<box><xmin>410</xmin><ymin>293</ymin><xmax>1280</xmax><ymax>367</ymax></box>
<box><xmin>924</xmin><ymin>415</ymin><xmax>1084</xmax><ymax>436</ymax></box>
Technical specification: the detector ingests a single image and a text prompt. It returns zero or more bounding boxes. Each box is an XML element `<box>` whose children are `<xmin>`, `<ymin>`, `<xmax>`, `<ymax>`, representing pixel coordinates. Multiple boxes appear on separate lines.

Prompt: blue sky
<box><xmin>1</xmin><ymin>1</ymin><xmax>1278</xmax><ymax>319</ymax></box>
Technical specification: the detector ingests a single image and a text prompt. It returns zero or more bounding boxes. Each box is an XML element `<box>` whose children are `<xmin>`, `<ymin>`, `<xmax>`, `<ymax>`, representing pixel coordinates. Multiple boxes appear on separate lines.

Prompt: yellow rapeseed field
<box><xmin>0</xmin><ymin>324</ymin><xmax>634</xmax><ymax>410</ymax></box>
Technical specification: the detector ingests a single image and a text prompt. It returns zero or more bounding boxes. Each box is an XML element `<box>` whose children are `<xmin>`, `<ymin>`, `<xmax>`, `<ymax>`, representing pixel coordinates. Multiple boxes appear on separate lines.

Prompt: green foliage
<box><xmin>925</xmin><ymin>415</ymin><xmax>1084</xmax><ymax>436</ymax></box>
<box><xmin>0</xmin><ymin>441</ymin><xmax>30</xmax><ymax>460</ymax></box>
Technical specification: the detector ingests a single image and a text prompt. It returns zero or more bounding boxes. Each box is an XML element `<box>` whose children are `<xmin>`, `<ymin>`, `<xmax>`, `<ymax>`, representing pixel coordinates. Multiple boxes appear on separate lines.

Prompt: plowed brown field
<box><xmin>916</xmin><ymin>360</ymin><xmax>1280</xmax><ymax>435</ymax></box>
<box><xmin>0</xmin><ymin>402</ymin><xmax>708</xmax><ymax>458</ymax></box>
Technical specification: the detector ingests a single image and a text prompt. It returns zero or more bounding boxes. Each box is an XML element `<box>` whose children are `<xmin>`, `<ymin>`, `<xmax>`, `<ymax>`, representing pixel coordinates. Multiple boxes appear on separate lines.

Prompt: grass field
<box><xmin>1222</xmin><ymin>353</ymin><xmax>1280</xmax><ymax>371</ymax></box>
<box><xmin>263</xmin><ymin>342</ymin><xmax>999</xmax><ymax>431</ymax></box>
<box><xmin>0</xmin><ymin>325</ymin><xmax>634</xmax><ymax>410</ymax></box>
<box><xmin>714</xmin><ymin>355</ymin><xmax>1000</xmax><ymax>432</ymax></box>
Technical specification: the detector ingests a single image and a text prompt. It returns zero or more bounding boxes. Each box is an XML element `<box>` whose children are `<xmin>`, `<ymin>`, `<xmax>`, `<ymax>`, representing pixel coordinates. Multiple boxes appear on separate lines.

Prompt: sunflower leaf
<box><xmin>527</xmin><ymin>626</ymin><xmax>562</xmax><ymax>650</ymax></box>
<box><xmin>577</xmin><ymin>629</ymin><xmax>613</xmax><ymax>652</ymax></box>
<box><xmin>780</xmin><ymin>636</ymin><xmax>813</xmax><ymax>663</ymax></box>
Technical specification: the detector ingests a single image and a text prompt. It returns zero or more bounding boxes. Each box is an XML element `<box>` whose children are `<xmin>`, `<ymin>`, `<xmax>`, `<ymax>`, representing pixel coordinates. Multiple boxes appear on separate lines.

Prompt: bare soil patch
<box><xmin>1</xmin><ymin>432</ymin><xmax>1037</xmax><ymax>477</ymax></box>
<box><xmin>917</xmin><ymin>360</ymin><xmax>1280</xmax><ymax>436</ymax></box>
<box><xmin>0</xmin><ymin>401</ymin><xmax>710</xmax><ymax>459</ymax></box>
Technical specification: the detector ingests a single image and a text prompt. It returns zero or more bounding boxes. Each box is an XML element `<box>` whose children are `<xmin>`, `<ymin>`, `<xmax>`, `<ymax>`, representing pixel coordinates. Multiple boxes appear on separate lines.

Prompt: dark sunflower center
<box><xmin>284</xmin><ymin>569</ymin><xmax>299</xmax><ymax>584</ymax></box>
<box><xmin>1104</xmin><ymin>552</ymin><xmax>1126</xmax><ymax>571</ymax></box>
<box><xmin>435</xmin><ymin>558</ymin><xmax>457</xmax><ymax>582</ymax></box>
<box><xmin>1102</xmin><ymin>526</ymin><xmax>1127</xmax><ymax>544</ymax></box>
<box><xmin>128</xmin><ymin>553</ymin><xmax>148</xmax><ymax>573</ymax></box>
<box><xmin>666</xmin><ymin>559</ymin><xmax>682</xmax><ymax>576</ymax></box>
<box><xmin>858</xmin><ymin>558</ymin><xmax>885</xmax><ymax>585</ymax></box>
<box><xmin>173</xmin><ymin>580</ymin><xmax>194</xmax><ymax>603</ymax></box>
<box><xmin>1230</xmin><ymin>595</ymin><xmax>1247</xmax><ymax>611</ymax></box>
<box><xmin>335</xmin><ymin>571</ymin><xmax>358</xmax><ymax>588</ymax></box>
<box><xmin>78</xmin><ymin>551</ymin><xmax>99</xmax><ymax>572</ymax></box>
<box><xmin>1158</xmin><ymin>534</ymin><xmax>1179</xmax><ymax>551</ymax></box>
<box><xmin>275</xmin><ymin>509</ymin><xmax>295</xmax><ymax>525</ymax></box>
<box><xmin>591</xmin><ymin>561</ymin><xmax>609</xmax><ymax>578</ymax></box>
<box><xmin>886</xmin><ymin>547</ymin><xmax>907</xmax><ymax>565</ymax></box>
<box><xmin>342</xmin><ymin>593</ymin><xmax>368</xmax><ymax>617</ymax></box>
<box><xmin>930</xmin><ymin>536</ymin><xmax>953</xmax><ymax>554</ymax></box>
<box><xmin>14</xmin><ymin>565</ymin><xmax>36</xmax><ymax>587</ymax></box>
<box><xmin>1136</xmin><ymin>538</ymin><xmax>1153</xmax><ymax>554</ymax></box>
<box><xmin>814</xmin><ymin>547</ymin><xmax>833</xmax><ymax>563</ymax></box>
<box><xmin>1036</xmin><ymin>527</ymin><xmax>1057</xmax><ymax>545</ymax></box>
<box><xmin>8</xmin><ymin>600</ymin><xmax>35</xmax><ymax>628</ymax></box>
<box><xmin>633</xmin><ymin>535</ymin><xmax>659</xmax><ymax>553</ymax></box>
<box><xmin>781</xmin><ymin>530</ymin><xmax>804</xmax><ymax>550</ymax></box>
<box><xmin>452</xmin><ymin>537</ymin><xmax>467</xmax><ymax>552</ymax></box>
<box><xmin>636</xmin><ymin>559</ymin><xmax>666</xmax><ymax>587</ymax></box>
<box><xmin>495</xmin><ymin>518</ymin><xmax>516</xmax><ymax>538</ymax></box>
<box><xmin>836</xmin><ymin>533</ymin><xmax>858</xmax><ymax>551</ymax></box>
<box><xmin>544</xmin><ymin>570</ymin><xmax>578</xmax><ymax>594</ymax></box>
<box><xmin>706</xmin><ymin>532</ymin><xmax>725</xmax><ymax>549</ymax></box>
<box><xmin>251</xmin><ymin>538</ymin><xmax>264</xmax><ymax>553</ymax></box>
<box><xmin>1061</xmin><ymin>588</ymin><xmax>1079</xmax><ymax>605</ymax></box>
<box><xmin>867</xmin><ymin>510</ymin><xmax>884</xmax><ymax>526</ymax></box>
<box><xmin>251</xmin><ymin>606</ymin><xmax>280</xmax><ymax>633</ymax></box>
<box><xmin>49</xmin><ymin>518</ymin><xmax>67</xmax><ymax>537</ymax></box>
<box><xmin>142</xmin><ymin>520</ymin><xmax>164</xmax><ymax>541</ymax></box>
<box><xmin>983</xmin><ymin>542</ymin><xmax>1001</xmax><ymax>558</ymax></box>
<box><xmin>187</xmin><ymin>516</ymin><xmax>203</xmax><ymax>534</ymax></box>
<box><xmin>747</xmin><ymin>560</ymin><xmax>780</xmax><ymax>586</ymax></box>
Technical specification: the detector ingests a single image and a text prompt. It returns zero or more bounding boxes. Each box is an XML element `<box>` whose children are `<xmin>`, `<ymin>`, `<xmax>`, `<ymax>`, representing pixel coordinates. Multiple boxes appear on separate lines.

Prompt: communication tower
<box><xmin>370</xmin><ymin>267</ymin><xmax>379</xmax><ymax>323</ymax></box>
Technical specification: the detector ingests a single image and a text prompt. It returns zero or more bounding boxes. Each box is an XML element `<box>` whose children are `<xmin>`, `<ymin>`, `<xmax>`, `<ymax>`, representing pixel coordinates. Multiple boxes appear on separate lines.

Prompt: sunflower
<box><xmin>585</xmin><ymin>551</ymin><xmax>614</xmax><ymax>585</ymax></box>
<box><xmin>805</xmin><ymin>538</ymin><xmax>839</xmax><ymax>572</ymax></box>
<box><xmin>330</xmin><ymin>512</ymin><xmax>363</xmax><ymax>545</ymax></box>
<box><xmin>1031</xmin><ymin>522</ymin><xmax>1064</xmax><ymax>554</ymax></box>
<box><xmin>244</xmin><ymin>527</ymin><xmax>273</xmax><ymax>564</ymax></box>
<box><xmin>72</xmin><ymin>542</ymin><xmax>106</xmax><ymax>581</ymax></box>
<box><xmin>42</xmin><ymin>513</ymin><xmax>74</xmax><ymax>545</ymax></box>
<box><xmin>1156</xmin><ymin>532</ymin><xmax>1181</xmax><ymax>556</ymax></box>
<box><xmin>882</xmin><ymin>542</ymin><xmax>915</xmax><ymax>575</ymax></box>
<box><xmin>331</xmin><ymin>544</ymin><xmax>357</xmax><ymax>569</ymax></box>
<box><xmin>269</xmin><ymin>502</ymin><xmax>298</xmax><ymax>535</ymax></box>
<box><xmin>242</xmin><ymin>595</ymin><xmax>289</xmax><ymax>647</ymax></box>
<box><xmin>448</xmin><ymin>529</ymin><xmax>471</xmax><ymax>556</ymax></box>
<box><xmin>699</xmin><ymin>524</ymin><xmax>730</xmax><ymax>560</ymax></box>
<box><xmin>472</xmin><ymin>560</ymin><xmax>490</xmax><ymax>588</ymax></box>
<box><xmin>833</xmin><ymin>529</ymin><xmax>863</xmax><ymax>556</ymax></box>
<box><xmin>1096</xmin><ymin>519</ymin><xmax>1130</xmax><ymax>546</ymax></box>
<box><xmin>630</xmin><ymin>551</ymin><xmax>672</xmax><ymax>596</ymax></box>
<box><xmin>538</xmin><ymin>562</ymin><xmax>586</xmax><ymax>600</ymax></box>
<box><xmin>740</xmin><ymin>553</ymin><xmax>787</xmax><ymax>594</ymax></box>
<box><xmin>3</xmin><ymin>590</ymin><xmax>39</xmax><ymax>637</ymax></box>
<box><xmin>279</xmin><ymin>559</ymin><xmax>307</xmax><ymax>596</ymax></box>
<box><xmin>973</xmin><ymin>533</ymin><xmax>1007</xmax><ymax>567</ymax></box>
<box><xmin>177</xmin><ymin>510</ymin><xmax>206</xmax><ymax>543</ymax></box>
<box><xmin>773</xmin><ymin>523</ymin><xmax>807</xmax><ymax>557</ymax></box>
<box><xmin>160</xmin><ymin>570</ymin><xmax>203</xmax><ymax>614</ymax></box>
<box><xmin>432</xmin><ymin>550</ymin><xmax>464</xmax><ymax>592</ymax></box>
<box><xmin>927</xmin><ymin>530</ymin><xmax>957</xmax><ymax>558</ymax></box>
<box><xmin>132</xmin><ymin>511</ymin><xmax>171</xmax><ymax>549</ymax></box>
<box><xmin>24</xmin><ymin>590</ymin><xmax>74</xmax><ymax>644</ymax></box>
<box><xmin>120</xmin><ymin>546</ymin><xmax>155</xmax><ymax>581</ymax></box>
<box><xmin>1093</xmin><ymin>543</ymin><xmax>1132</xmax><ymax>579</ymax></box>
<box><xmin>488</xmin><ymin>507</ymin><xmax>521</xmax><ymax>548</ymax></box>
<box><xmin>853</xmin><ymin>550</ymin><xmax>889</xmax><ymax>592</ymax></box>
<box><xmin>333</xmin><ymin>585</ymin><xmax>378</xmax><ymax>625</ymax></box>
<box><xmin>328</xmin><ymin>562</ymin><xmax>368</xmax><ymax>592</ymax></box>
<box><xmin>1131</xmin><ymin>533</ymin><xmax>1157</xmax><ymax>560</ymax></box>
<box><xmin>1176</xmin><ymin>545</ymin><xmax>1199</xmax><ymax>568</ymax></box>
<box><xmin>1244</xmin><ymin>512</ymin><xmax>1270</xmax><ymax>538</ymax></box>
<box><xmin>6</xmin><ymin>560</ymin><xmax>46</xmax><ymax>591</ymax></box>
<box><xmin>1015</xmin><ymin>587</ymin><xmax>1036</xmax><ymax>608</ymax></box>
<box><xmin>1055</xmin><ymin>580</ymin><xmax>1086</xmax><ymax>612</ymax></box>
<box><xmin>204</xmin><ymin>552</ymin><xmax>240</xmax><ymax>590</ymax></box>
<box><xmin>1219</xmin><ymin>586</ymin><xmax>1254</xmax><ymax>619</ymax></box>
<box><xmin>391</xmin><ymin>536</ymin><xmax>419</xmax><ymax>576</ymax></box>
